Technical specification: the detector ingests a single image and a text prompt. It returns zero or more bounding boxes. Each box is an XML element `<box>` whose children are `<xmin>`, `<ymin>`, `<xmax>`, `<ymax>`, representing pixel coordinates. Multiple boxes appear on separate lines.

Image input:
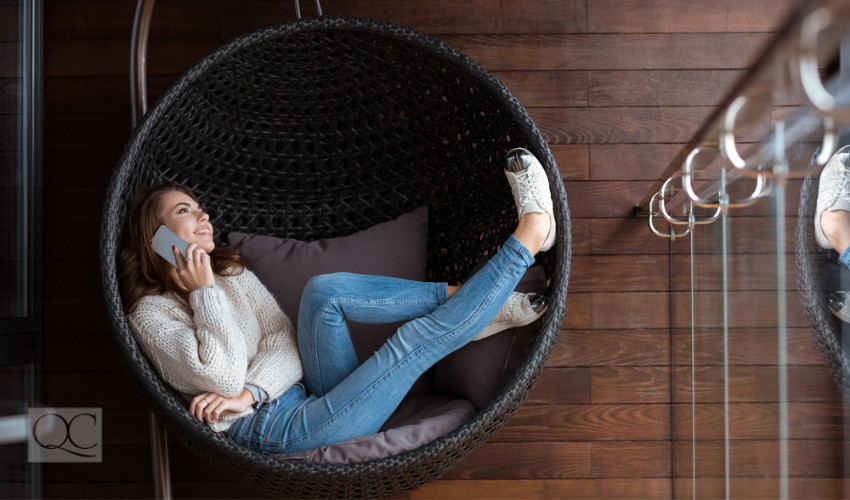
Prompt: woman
<box><xmin>118</xmin><ymin>148</ymin><xmax>556</xmax><ymax>454</ymax></box>
<box><xmin>814</xmin><ymin>145</ymin><xmax>850</xmax><ymax>320</ymax></box>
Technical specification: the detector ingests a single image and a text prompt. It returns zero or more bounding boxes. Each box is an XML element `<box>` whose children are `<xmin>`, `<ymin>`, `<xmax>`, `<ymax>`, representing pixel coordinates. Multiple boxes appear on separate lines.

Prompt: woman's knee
<box><xmin>302</xmin><ymin>273</ymin><xmax>356</xmax><ymax>303</ymax></box>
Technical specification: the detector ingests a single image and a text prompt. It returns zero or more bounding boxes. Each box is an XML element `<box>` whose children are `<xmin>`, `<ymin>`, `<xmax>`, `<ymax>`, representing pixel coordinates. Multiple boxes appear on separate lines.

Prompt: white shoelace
<box><xmin>494</xmin><ymin>293</ymin><xmax>525</xmax><ymax>322</ymax></box>
<box><xmin>512</xmin><ymin>168</ymin><xmax>542</xmax><ymax>211</ymax></box>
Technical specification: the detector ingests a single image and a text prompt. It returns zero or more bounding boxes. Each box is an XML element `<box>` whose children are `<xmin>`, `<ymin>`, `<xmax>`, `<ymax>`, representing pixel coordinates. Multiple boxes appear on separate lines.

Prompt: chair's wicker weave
<box><xmin>100</xmin><ymin>16</ymin><xmax>570</xmax><ymax>498</ymax></box>
<box><xmin>796</xmin><ymin>175</ymin><xmax>850</xmax><ymax>398</ymax></box>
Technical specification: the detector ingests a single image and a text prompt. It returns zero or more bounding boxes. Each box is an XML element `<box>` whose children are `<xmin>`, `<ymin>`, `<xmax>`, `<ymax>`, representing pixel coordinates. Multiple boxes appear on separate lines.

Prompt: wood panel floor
<box><xmin>24</xmin><ymin>0</ymin><xmax>850</xmax><ymax>498</ymax></box>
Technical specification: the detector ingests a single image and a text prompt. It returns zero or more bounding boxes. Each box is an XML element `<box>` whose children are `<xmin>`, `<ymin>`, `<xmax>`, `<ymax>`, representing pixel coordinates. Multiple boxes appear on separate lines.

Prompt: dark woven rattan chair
<box><xmin>796</xmin><ymin>173</ymin><xmax>850</xmax><ymax>398</ymax></box>
<box><xmin>100</xmin><ymin>16</ymin><xmax>570</xmax><ymax>498</ymax></box>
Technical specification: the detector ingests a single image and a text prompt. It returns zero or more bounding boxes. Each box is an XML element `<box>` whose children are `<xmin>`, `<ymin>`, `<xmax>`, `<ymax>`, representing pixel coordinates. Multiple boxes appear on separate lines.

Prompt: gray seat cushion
<box><xmin>270</xmin><ymin>393</ymin><xmax>476</xmax><ymax>463</ymax></box>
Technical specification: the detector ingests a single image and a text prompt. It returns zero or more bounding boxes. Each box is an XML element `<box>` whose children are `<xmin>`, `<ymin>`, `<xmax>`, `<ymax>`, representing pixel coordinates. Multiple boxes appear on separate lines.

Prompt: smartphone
<box><xmin>152</xmin><ymin>225</ymin><xmax>189</xmax><ymax>268</ymax></box>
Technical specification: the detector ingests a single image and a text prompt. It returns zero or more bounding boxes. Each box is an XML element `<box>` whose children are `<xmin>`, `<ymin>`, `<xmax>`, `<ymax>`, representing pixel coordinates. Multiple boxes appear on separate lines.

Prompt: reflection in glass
<box><xmin>0</xmin><ymin>1</ymin><xmax>42</xmax><ymax>498</ymax></box>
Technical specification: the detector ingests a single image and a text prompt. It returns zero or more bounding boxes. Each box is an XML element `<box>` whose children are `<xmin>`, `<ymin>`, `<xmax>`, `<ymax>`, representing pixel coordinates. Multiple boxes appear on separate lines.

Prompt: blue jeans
<box><xmin>227</xmin><ymin>235</ymin><xmax>535</xmax><ymax>453</ymax></box>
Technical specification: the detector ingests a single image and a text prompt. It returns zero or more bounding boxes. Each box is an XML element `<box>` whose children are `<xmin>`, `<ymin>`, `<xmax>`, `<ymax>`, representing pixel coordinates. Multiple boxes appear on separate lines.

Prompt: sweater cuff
<box><xmin>245</xmin><ymin>384</ymin><xmax>267</xmax><ymax>406</ymax></box>
<box><xmin>188</xmin><ymin>285</ymin><xmax>224</xmax><ymax>315</ymax></box>
<box><xmin>189</xmin><ymin>284</ymin><xmax>219</xmax><ymax>296</ymax></box>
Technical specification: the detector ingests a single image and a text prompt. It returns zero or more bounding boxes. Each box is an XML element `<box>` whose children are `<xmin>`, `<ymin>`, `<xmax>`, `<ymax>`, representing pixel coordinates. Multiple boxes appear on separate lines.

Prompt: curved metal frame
<box><xmin>129</xmin><ymin>1</ymin><xmax>322</xmax><ymax>497</ymax></box>
<box><xmin>799</xmin><ymin>3</ymin><xmax>850</xmax><ymax>122</ymax></box>
<box><xmin>130</xmin><ymin>0</ymin><xmax>156</xmax><ymax>126</ymax></box>
<box><xmin>130</xmin><ymin>3</ymin><xmax>170</xmax><ymax>497</ymax></box>
<box><xmin>131</xmin><ymin>4</ymin><xmax>334</xmax><ymax>497</ymax></box>
<box><xmin>640</xmin><ymin>0</ymin><xmax>850</xmax><ymax>237</ymax></box>
<box><xmin>720</xmin><ymin>95</ymin><xmax>749</xmax><ymax>169</ymax></box>
<box><xmin>647</xmin><ymin>192</ymin><xmax>690</xmax><ymax>240</ymax></box>
<box><xmin>658</xmin><ymin>173</ymin><xmax>722</xmax><ymax>226</ymax></box>
<box><xmin>720</xmin><ymin>94</ymin><xmax>837</xmax><ymax>174</ymax></box>
<box><xmin>818</xmin><ymin>115</ymin><xmax>839</xmax><ymax>165</ymax></box>
<box><xmin>682</xmin><ymin>145</ymin><xmax>722</xmax><ymax>208</ymax></box>
<box><xmin>294</xmin><ymin>0</ymin><xmax>323</xmax><ymax>18</ymax></box>
<box><xmin>718</xmin><ymin>2</ymin><xmax>847</xmax><ymax>177</ymax></box>
<box><xmin>682</xmin><ymin>143</ymin><xmax>768</xmax><ymax>210</ymax></box>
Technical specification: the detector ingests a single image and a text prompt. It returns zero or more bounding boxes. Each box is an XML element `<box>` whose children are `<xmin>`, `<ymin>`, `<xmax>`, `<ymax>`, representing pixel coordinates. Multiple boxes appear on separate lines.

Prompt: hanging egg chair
<box><xmin>101</xmin><ymin>12</ymin><xmax>570</xmax><ymax>499</ymax></box>
<box><xmin>796</xmin><ymin>157</ymin><xmax>850</xmax><ymax>399</ymax></box>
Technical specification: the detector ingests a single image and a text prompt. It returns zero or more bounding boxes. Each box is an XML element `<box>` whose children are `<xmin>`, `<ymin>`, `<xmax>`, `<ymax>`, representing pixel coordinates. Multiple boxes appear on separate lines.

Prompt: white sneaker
<box><xmin>814</xmin><ymin>145</ymin><xmax>850</xmax><ymax>249</ymax></box>
<box><xmin>505</xmin><ymin>148</ymin><xmax>557</xmax><ymax>252</ymax></box>
<box><xmin>474</xmin><ymin>292</ymin><xmax>548</xmax><ymax>341</ymax></box>
<box><xmin>827</xmin><ymin>291</ymin><xmax>850</xmax><ymax>322</ymax></box>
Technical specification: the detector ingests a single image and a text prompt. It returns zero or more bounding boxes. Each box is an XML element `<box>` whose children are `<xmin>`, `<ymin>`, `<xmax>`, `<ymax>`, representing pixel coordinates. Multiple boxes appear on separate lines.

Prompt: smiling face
<box><xmin>158</xmin><ymin>190</ymin><xmax>215</xmax><ymax>254</ymax></box>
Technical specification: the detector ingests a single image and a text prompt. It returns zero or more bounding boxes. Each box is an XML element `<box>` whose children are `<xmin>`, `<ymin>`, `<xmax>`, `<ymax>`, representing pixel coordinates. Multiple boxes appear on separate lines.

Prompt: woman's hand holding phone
<box><xmin>152</xmin><ymin>225</ymin><xmax>214</xmax><ymax>292</ymax></box>
<box><xmin>173</xmin><ymin>242</ymin><xmax>215</xmax><ymax>291</ymax></box>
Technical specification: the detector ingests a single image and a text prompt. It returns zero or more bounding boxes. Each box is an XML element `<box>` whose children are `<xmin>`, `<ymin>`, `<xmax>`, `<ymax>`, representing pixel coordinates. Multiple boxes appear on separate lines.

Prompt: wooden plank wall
<box><xmin>37</xmin><ymin>0</ymin><xmax>850</xmax><ymax>498</ymax></box>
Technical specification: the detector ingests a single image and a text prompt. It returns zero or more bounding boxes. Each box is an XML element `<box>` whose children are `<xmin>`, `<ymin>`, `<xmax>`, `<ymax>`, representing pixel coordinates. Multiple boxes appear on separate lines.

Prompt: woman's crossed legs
<box><xmin>227</xmin><ymin>147</ymin><xmax>555</xmax><ymax>453</ymax></box>
<box><xmin>228</xmin><ymin>234</ymin><xmax>535</xmax><ymax>453</ymax></box>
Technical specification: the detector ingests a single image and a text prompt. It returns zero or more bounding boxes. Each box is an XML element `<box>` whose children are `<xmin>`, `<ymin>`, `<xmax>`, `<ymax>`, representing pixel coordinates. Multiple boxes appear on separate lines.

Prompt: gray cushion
<box><xmin>271</xmin><ymin>393</ymin><xmax>476</xmax><ymax>463</ymax></box>
<box><xmin>227</xmin><ymin>206</ymin><xmax>430</xmax><ymax>373</ymax></box>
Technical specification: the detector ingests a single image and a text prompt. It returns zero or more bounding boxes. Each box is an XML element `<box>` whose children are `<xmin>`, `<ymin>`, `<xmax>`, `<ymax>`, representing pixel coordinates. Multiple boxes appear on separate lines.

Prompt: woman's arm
<box><xmin>129</xmin><ymin>290</ymin><xmax>249</xmax><ymax>398</ymax></box>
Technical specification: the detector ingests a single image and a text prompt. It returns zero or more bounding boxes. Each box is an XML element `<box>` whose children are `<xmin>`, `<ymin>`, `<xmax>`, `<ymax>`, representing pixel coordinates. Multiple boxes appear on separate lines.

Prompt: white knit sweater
<box><xmin>128</xmin><ymin>269</ymin><xmax>303</xmax><ymax>432</ymax></box>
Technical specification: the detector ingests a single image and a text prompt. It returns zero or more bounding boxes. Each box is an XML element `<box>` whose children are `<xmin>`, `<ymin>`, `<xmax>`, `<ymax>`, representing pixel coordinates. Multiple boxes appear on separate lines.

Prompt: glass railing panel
<box><xmin>644</xmin><ymin>2</ymin><xmax>850</xmax><ymax>497</ymax></box>
<box><xmin>667</xmin><ymin>154</ymin><xmax>820</xmax><ymax>498</ymax></box>
<box><xmin>0</xmin><ymin>1</ymin><xmax>42</xmax><ymax>498</ymax></box>
<box><xmin>671</xmin><ymin>209</ymin><xmax>728</xmax><ymax>498</ymax></box>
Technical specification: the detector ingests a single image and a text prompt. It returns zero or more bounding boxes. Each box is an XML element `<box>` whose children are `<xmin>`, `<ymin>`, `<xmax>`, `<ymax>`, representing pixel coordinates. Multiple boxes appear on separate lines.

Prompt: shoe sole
<box><xmin>474</xmin><ymin>299</ymin><xmax>549</xmax><ymax>341</ymax></box>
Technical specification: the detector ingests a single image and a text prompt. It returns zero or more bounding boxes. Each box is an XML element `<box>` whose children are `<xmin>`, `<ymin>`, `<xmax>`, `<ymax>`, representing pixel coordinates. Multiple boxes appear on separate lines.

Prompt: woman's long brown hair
<box><xmin>117</xmin><ymin>181</ymin><xmax>244</xmax><ymax>314</ymax></box>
